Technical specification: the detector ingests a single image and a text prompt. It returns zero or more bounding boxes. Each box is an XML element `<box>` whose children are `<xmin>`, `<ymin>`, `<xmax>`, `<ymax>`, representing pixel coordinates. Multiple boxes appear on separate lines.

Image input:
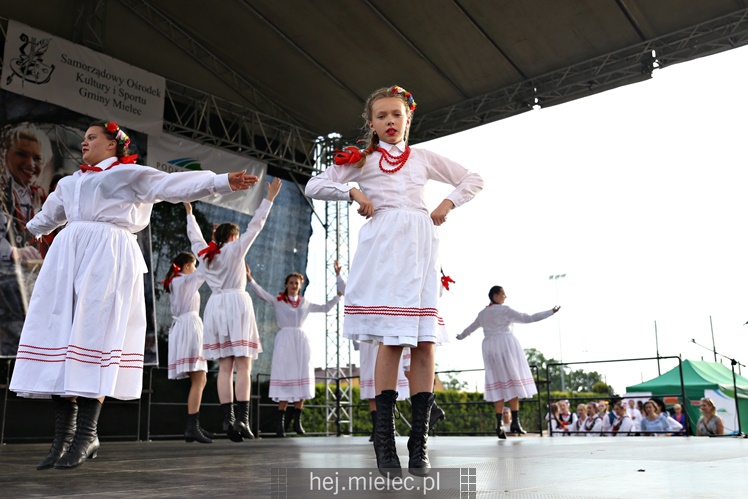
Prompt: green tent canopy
<box><xmin>626</xmin><ymin>359</ymin><xmax>748</xmax><ymax>435</ymax></box>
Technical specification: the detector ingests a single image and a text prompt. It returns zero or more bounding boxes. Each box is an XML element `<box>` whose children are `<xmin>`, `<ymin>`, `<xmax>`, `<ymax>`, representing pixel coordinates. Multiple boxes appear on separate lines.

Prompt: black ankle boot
<box><xmin>276</xmin><ymin>411</ymin><xmax>286</xmax><ymax>438</ymax></box>
<box><xmin>54</xmin><ymin>397</ymin><xmax>101</xmax><ymax>469</ymax></box>
<box><xmin>407</xmin><ymin>392</ymin><xmax>434</xmax><ymax>476</ymax></box>
<box><xmin>368</xmin><ymin>410</ymin><xmax>376</xmax><ymax>442</ymax></box>
<box><xmin>222</xmin><ymin>402</ymin><xmax>244</xmax><ymax>442</ymax></box>
<box><xmin>196</xmin><ymin>413</ymin><xmax>215</xmax><ymax>440</ymax></box>
<box><xmin>185</xmin><ymin>412</ymin><xmax>213</xmax><ymax>443</ymax></box>
<box><xmin>373</xmin><ymin>390</ymin><xmax>401</xmax><ymax>478</ymax></box>
<box><xmin>510</xmin><ymin>410</ymin><xmax>526</xmax><ymax>434</ymax></box>
<box><xmin>233</xmin><ymin>401</ymin><xmax>255</xmax><ymax>439</ymax></box>
<box><xmin>292</xmin><ymin>408</ymin><xmax>305</xmax><ymax>435</ymax></box>
<box><xmin>429</xmin><ymin>400</ymin><xmax>446</xmax><ymax>431</ymax></box>
<box><xmin>495</xmin><ymin>413</ymin><xmax>506</xmax><ymax>439</ymax></box>
<box><xmin>37</xmin><ymin>396</ymin><xmax>78</xmax><ymax>470</ymax></box>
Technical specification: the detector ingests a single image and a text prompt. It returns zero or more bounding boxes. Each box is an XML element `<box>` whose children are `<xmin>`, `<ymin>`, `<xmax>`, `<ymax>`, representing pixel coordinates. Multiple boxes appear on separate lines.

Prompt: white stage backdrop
<box><xmin>1</xmin><ymin>20</ymin><xmax>165</xmax><ymax>135</ymax></box>
<box><xmin>149</xmin><ymin>133</ymin><xmax>267</xmax><ymax>215</ymax></box>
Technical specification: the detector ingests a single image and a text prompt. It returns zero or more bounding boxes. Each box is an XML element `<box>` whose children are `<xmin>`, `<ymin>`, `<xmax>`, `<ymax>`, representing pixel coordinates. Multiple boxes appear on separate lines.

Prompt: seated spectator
<box><xmin>555</xmin><ymin>399</ymin><xmax>576</xmax><ymax>436</ymax></box>
<box><xmin>696</xmin><ymin>398</ymin><xmax>724</xmax><ymax>436</ymax></box>
<box><xmin>501</xmin><ymin>407</ymin><xmax>512</xmax><ymax>435</ymax></box>
<box><xmin>609</xmin><ymin>398</ymin><xmax>635</xmax><ymax>436</ymax></box>
<box><xmin>626</xmin><ymin>398</ymin><xmax>643</xmax><ymax>432</ymax></box>
<box><xmin>546</xmin><ymin>402</ymin><xmax>560</xmax><ymax>434</ymax></box>
<box><xmin>640</xmin><ymin>399</ymin><xmax>682</xmax><ymax>436</ymax></box>
<box><xmin>582</xmin><ymin>402</ymin><xmax>603</xmax><ymax>436</ymax></box>
<box><xmin>671</xmin><ymin>403</ymin><xmax>687</xmax><ymax>436</ymax></box>
<box><xmin>598</xmin><ymin>399</ymin><xmax>614</xmax><ymax>434</ymax></box>
<box><xmin>572</xmin><ymin>403</ymin><xmax>586</xmax><ymax>436</ymax></box>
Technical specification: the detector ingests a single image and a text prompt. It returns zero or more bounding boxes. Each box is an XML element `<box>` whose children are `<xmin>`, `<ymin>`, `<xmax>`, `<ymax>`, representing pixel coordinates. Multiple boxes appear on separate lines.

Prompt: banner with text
<box><xmin>1</xmin><ymin>20</ymin><xmax>165</xmax><ymax>134</ymax></box>
<box><xmin>148</xmin><ymin>133</ymin><xmax>267</xmax><ymax>215</ymax></box>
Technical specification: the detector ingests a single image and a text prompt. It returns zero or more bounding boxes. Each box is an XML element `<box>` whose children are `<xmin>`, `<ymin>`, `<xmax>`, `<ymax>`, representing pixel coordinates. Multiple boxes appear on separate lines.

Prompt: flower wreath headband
<box><xmin>390</xmin><ymin>85</ymin><xmax>417</xmax><ymax>112</ymax></box>
<box><xmin>105</xmin><ymin>121</ymin><xmax>131</xmax><ymax>149</ymax></box>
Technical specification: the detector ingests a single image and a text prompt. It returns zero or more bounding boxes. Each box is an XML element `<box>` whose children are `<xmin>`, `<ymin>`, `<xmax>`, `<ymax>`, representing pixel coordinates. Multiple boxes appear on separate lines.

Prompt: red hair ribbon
<box><xmin>80</xmin><ymin>154</ymin><xmax>139</xmax><ymax>172</ymax></box>
<box><xmin>198</xmin><ymin>241</ymin><xmax>221</xmax><ymax>263</ymax></box>
<box><xmin>441</xmin><ymin>274</ymin><xmax>455</xmax><ymax>291</ymax></box>
<box><xmin>160</xmin><ymin>263</ymin><xmax>182</xmax><ymax>288</ymax></box>
<box><xmin>277</xmin><ymin>292</ymin><xmax>286</xmax><ymax>302</ymax></box>
<box><xmin>333</xmin><ymin>146</ymin><xmax>363</xmax><ymax>166</ymax></box>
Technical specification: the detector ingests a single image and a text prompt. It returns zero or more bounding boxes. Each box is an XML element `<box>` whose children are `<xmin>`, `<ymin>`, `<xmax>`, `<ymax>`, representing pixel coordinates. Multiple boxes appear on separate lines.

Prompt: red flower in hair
<box><xmin>333</xmin><ymin>146</ymin><xmax>363</xmax><ymax>166</ymax></box>
<box><xmin>106</xmin><ymin>122</ymin><xmax>119</xmax><ymax>134</ymax></box>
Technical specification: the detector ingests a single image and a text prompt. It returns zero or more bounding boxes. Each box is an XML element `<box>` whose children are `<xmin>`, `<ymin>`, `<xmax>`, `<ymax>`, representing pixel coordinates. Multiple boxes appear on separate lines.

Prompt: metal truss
<box><xmin>409</xmin><ymin>8</ymin><xmax>748</xmax><ymax>143</ymax></box>
<box><xmin>316</xmin><ymin>136</ymin><xmax>353</xmax><ymax>436</ymax></box>
<box><xmin>163</xmin><ymin>81</ymin><xmax>320</xmax><ymax>178</ymax></box>
<box><xmin>73</xmin><ymin>0</ymin><xmax>107</xmax><ymax>51</ymax></box>
<box><xmin>118</xmin><ymin>0</ymin><xmax>299</xmax><ymax>122</ymax></box>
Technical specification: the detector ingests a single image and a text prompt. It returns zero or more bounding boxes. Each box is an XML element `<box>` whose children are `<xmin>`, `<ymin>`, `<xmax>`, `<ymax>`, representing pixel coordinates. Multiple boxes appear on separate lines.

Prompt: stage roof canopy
<box><xmin>2</xmin><ymin>0</ymin><xmax>748</xmax><ymax>174</ymax></box>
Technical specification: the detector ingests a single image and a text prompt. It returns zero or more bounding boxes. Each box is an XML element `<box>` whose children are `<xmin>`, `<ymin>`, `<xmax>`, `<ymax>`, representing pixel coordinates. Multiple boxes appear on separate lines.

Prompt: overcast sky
<box><xmin>304</xmin><ymin>44</ymin><xmax>748</xmax><ymax>395</ymax></box>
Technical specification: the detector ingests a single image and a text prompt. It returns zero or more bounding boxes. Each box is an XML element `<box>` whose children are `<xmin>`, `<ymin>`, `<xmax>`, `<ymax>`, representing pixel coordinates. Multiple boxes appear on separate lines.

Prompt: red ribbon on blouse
<box><xmin>198</xmin><ymin>241</ymin><xmax>221</xmax><ymax>263</ymax></box>
<box><xmin>333</xmin><ymin>146</ymin><xmax>363</xmax><ymax>165</ymax></box>
<box><xmin>80</xmin><ymin>154</ymin><xmax>139</xmax><ymax>172</ymax></box>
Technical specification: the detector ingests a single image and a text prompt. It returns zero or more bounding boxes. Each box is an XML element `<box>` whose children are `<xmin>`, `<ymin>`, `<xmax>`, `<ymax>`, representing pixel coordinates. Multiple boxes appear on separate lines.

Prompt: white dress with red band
<box><xmin>186</xmin><ymin>199</ymin><xmax>273</xmax><ymax>360</ymax></box>
<box><xmin>457</xmin><ymin>304</ymin><xmax>554</xmax><ymax>403</ymax></box>
<box><xmin>10</xmin><ymin>157</ymin><xmax>233</xmax><ymax>400</ymax></box>
<box><xmin>167</xmin><ymin>271</ymin><xmax>208</xmax><ymax>379</ymax></box>
<box><xmin>358</xmin><ymin>341</ymin><xmax>411</xmax><ymax>400</ymax></box>
<box><xmin>248</xmin><ymin>276</ymin><xmax>344</xmax><ymax>402</ymax></box>
<box><xmin>305</xmin><ymin>142</ymin><xmax>483</xmax><ymax>346</ymax></box>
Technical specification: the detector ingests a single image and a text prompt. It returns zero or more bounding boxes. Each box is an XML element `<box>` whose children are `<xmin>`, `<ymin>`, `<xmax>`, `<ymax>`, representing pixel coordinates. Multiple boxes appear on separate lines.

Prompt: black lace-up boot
<box><xmin>407</xmin><ymin>392</ymin><xmax>434</xmax><ymax>476</ymax></box>
<box><xmin>222</xmin><ymin>402</ymin><xmax>244</xmax><ymax>442</ymax></box>
<box><xmin>37</xmin><ymin>396</ymin><xmax>78</xmax><ymax>470</ymax></box>
<box><xmin>373</xmin><ymin>390</ymin><xmax>402</xmax><ymax>478</ymax></box>
<box><xmin>185</xmin><ymin>412</ymin><xmax>213</xmax><ymax>443</ymax></box>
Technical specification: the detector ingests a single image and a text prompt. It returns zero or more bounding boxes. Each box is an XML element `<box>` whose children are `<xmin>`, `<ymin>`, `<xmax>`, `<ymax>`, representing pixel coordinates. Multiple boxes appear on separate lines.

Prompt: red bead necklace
<box><xmin>287</xmin><ymin>295</ymin><xmax>301</xmax><ymax>309</ymax></box>
<box><xmin>376</xmin><ymin>145</ymin><xmax>411</xmax><ymax>174</ymax></box>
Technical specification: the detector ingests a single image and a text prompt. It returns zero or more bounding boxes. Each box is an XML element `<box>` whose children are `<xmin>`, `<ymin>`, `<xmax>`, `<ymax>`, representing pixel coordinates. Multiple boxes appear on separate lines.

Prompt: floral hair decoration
<box><xmin>105</xmin><ymin>121</ymin><xmax>131</xmax><ymax>149</ymax></box>
<box><xmin>390</xmin><ymin>85</ymin><xmax>417</xmax><ymax>112</ymax></box>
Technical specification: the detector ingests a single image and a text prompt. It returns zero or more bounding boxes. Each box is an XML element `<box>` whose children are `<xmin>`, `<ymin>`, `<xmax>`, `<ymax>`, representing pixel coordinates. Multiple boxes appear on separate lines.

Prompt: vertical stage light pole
<box><xmin>548</xmin><ymin>274</ymin><xmax>566</xmax><ymax>391</ymax></box>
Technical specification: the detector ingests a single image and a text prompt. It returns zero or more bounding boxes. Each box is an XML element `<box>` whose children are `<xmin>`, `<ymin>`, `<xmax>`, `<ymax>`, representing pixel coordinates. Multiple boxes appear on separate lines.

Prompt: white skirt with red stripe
<box><xmin>202</xmin><ymin>289</ymin><xmax>262</xmax><ymax>360</ymax></box>
<box><xmin>343</xmin><ymin>208</ymin><xmax>447</xmax><ymax>347</ymax></box>
<box><xmin>482</xmin><ymin>333</ymin><xmax>538</xmax><ymax>402</ymax></box>
<box><xmin>167</xmin><ymin>311</ymin><xmax>207</xmax><ymax>380</ymax></box>
<box><xmin>358</xmin><ymin>341</ymin><xmax>410</xmax><ymax>400</ymax></box>
<box><xmin>268</xmin><ymin>327</ymin><xmax>313</xmax><ymax>402</ymax></box>
<box><xmin>10</xmin><ymin>221</ymin><xmax>147</xmax><ymax>400</ymax></box>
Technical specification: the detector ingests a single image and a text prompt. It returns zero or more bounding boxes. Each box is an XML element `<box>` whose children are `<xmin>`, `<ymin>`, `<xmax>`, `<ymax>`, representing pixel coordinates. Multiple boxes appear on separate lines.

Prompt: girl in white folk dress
<box><xmin>9</xmin><ymin>120</ymin><xmax>257</xmax><ymax>469</ymax></box>
<box><xmin>246</xmin><ymin>262</ymin><xmax>344</xmax><ymax>437</ymax></box>
<box><xmin>162</xmin><ymin>251</ymin><xmax>212</xmax><ymax>444</ymax></box>
<box><xmin>185</xmin><ymin>178</ymin><xmax>281</xmax><ymax>442</ymax></box>
<box><xmin>457</xmin><ymin>286</ymin><xmax>560</xmax><ymax>439</ymax></box>
<box><xmin>305</xmin><ymin>85</ymin><xmax>483</xmax><ymax>477</ymax></box>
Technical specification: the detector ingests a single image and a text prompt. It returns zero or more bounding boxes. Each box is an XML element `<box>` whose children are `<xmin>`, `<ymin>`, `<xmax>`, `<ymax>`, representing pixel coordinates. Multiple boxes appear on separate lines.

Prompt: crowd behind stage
<box><xmin>540</xmin><ymin>396</ymin><xmax>725</xmax><ymax>437</ymax></box>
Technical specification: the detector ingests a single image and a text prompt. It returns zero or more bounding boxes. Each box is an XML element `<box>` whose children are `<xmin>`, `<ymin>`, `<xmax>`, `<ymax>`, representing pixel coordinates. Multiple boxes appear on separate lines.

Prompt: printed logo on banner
<box><xmin>5</xmin><ymin>33</ymin><xmax>56</xmax><ymax>86</ymax></box>
<box><xmin>1</xmin><ymin>20</ymin><xmax>166</xmax><ymax>135</ymax></box>
<box><xmin>166</xmin><ymin>157</ymin><xmax>203</xmax><ymax>171</ymax></box>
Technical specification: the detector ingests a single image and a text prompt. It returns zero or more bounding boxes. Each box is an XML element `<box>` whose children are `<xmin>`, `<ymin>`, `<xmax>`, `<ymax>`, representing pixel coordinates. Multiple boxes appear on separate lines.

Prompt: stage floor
<box><xmin>1</xmin><ymin>434</ymin><xmax>746</xmax><ymax>498</ymax></box>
